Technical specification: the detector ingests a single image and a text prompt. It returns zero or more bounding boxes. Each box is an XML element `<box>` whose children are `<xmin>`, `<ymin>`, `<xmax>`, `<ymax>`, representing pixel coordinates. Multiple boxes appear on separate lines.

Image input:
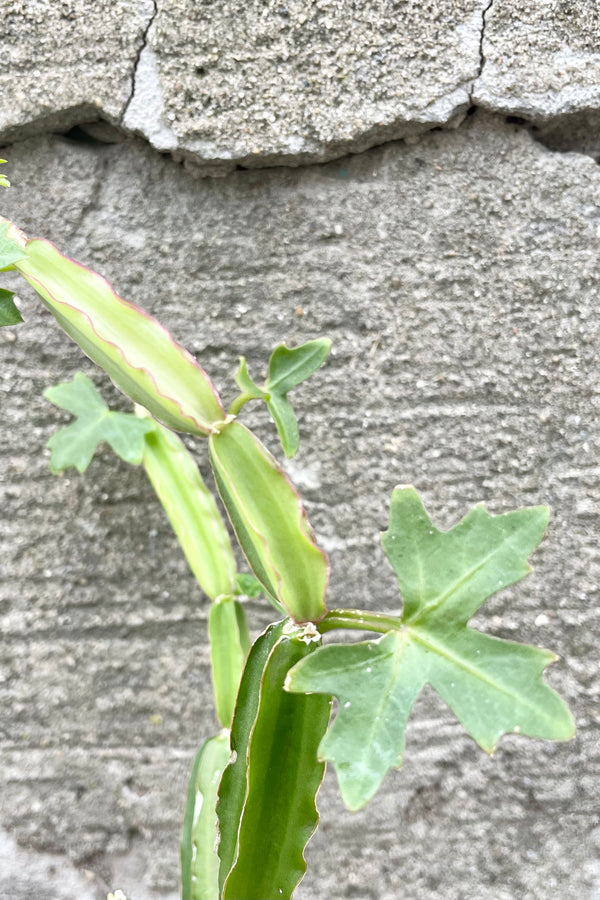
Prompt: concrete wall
<box><xmin>1</xmin><ymin>2</ymin><xmax>598</xmax><ymax>898</ymax></box>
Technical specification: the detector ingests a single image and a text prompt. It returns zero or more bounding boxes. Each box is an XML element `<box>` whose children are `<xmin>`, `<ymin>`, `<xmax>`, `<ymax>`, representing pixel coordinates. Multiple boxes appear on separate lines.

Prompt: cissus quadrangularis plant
<box><xmin>0</xmin><ymin>164</ymin><xmax>574</xmax><ymax>900</ymax></box>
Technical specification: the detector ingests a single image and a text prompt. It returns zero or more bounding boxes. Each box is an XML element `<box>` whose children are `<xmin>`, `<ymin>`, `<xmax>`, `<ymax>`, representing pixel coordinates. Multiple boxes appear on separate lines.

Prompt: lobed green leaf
<box><xmin>44</xmin><ymin>373</ymin><xmax>155</xmax><ymax>472</ymax></box>
<box><xmin>0</xmin><ymin>218</ymin><xmax>27</xmax><ymax>269</ymax></box>
<box><xmin>0</xmin><ymin>289</ymin><xmax>23</xmax><ymax>326</ymax></box>
<box><xmin>381</xmin><ymin>486</ymin><xmax>551</xmax><ymax>626</ymax></box>
<box><xmin>287</xmin><ymin>632</ymin><xmax>418</xmax><ymax>811</ymax></box>
<box><xmin>288</xmin><ymin>486</ymin><xmax>575</xmax><ymax>810</ymax></box>
<box><xmin>0</xmin><ymin>159</ymin><xmax>10</xmax><ymax>189</ymax></box>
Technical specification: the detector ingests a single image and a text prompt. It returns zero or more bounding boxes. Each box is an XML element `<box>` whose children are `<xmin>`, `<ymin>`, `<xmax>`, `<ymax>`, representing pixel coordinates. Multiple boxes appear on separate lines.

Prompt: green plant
<box><xmin>0</xmin><ymin>191</ymin><xmax>574</xmax><ymax>899</ymax></box>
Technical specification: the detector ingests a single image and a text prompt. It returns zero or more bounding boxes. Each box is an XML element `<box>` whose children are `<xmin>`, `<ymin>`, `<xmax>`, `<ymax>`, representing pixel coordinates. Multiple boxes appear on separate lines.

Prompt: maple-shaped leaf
<box><xmin>44</xmin><ymin>372</ymin><xmax>155</xmax><ymax>472</ymax></box>
<box><xmin>287</xmin><ymin>486</ymin><xmax>575</xmax><ymax>810</ymax></box>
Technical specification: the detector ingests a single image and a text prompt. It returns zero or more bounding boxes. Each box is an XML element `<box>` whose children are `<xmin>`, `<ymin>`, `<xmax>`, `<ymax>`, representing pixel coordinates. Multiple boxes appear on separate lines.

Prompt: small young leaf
<box><xmin>209</xmin><ymin>597</ymin><xmax>250</xmax><ymax>728</ymax></box>
<box><xmin>266</xmin><ymin>338</ymin><xmax>331</xmax><ymax>395</ymax></box>
<box><xmin>234</xmin><ymin>356</ymin><xmax>265</xmax><ymax>399</ymax></box>
<box><xmin>137</xmin><ymin>409</ymin><xmax>237</xmax><ymax>601</ymax></box>
<box><xmin>44</xmin><ymin>372</ymin><xmax>154</xmax><ymax>472</ymax></box>
<box><xmin>265</xmin><ymin>391</ymin><xmax>299</xmax><ymax>458</ymax></box>
<box><xmin>209</xmin><ymin>420</ymin><xmax>329</xmax><ymax>622</ymax></box>
<box><xmin>0</xmin><ymin>219</ymin><xmax>27</xmax><ymax>269</ymax></box>
<box><xmin>219</xmin><ymin>623</ymin><xmax>331</xmax><ymax>900</ymax></box>
<box><xmin>0</xmin><ymin>289</ymin><xmax>23</xmax><ymax>326</ymax></box>
<box><xmin>288</xmin><ymin>486</ymin><xmax>575</xmax><ymax>810</ymax></box>
<box><xmin>234</xmin><ymin>572</ymin><xmax>263</xmax><ymax>598</ymax></box>
<box><xmin>231</xmin><ymin>341</ymin><xmax>330</xmax><ymax>458</ymax></box>
<box><xmin>180</xmin><ymin>731</ymin><xmax>230</xmax><ymax>900</ymax></box>
<box><xmin>263</xmin><ymin>339</ymin><xmax>331</xmax><ymax>458</ymax></box>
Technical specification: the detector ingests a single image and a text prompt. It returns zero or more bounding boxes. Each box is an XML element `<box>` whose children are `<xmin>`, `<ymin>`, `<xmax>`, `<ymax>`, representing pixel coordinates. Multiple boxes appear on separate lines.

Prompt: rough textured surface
<box><xmin>530</xmin><ymin>109</ymin><xmax>600</xmax><ymax>159</ymax></box>
<box><xmin>124</xmin><ymin>0</ymin><xmax>482</xmax><ymax>166</ymax></box>
<box><xmin>0</xmin><ymin>0</ymin><xmax>153</xmax><ymax>143</ymax></box>
<box><xmin>3</xmin><ymin>1</ymin><xmax>600</xmax><ymax>169</ymax></box>
<box><xmin>475</xmin><ymin>0</ymin><xmax>600</xmax><ymax>158</ymax></box>
<box><xmin>475</xmin><ymin>0</ymin><xmax>600</xmax><ymax>119</ymax></box>
<box><xmin>0</xmin><ymin>829</ymin><xmax>98</xmax><ymax>900</ymax></box>
<box><xmin>1</xmin><ymin>112</ymin><xmax>598</xmax><ymax>898</ymax></box>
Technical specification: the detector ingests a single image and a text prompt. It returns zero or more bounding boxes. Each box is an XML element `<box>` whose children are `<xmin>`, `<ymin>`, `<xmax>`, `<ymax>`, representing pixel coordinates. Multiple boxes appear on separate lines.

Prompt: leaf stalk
<box><xmin>318</xmin><ymin>608</ymin><xmax>403</xmax><ymax>635</ymax></box>
<box><xmin>228</xmin><ymin>390</ymin><xmax>262</xmax><ymax>417</ymax></box>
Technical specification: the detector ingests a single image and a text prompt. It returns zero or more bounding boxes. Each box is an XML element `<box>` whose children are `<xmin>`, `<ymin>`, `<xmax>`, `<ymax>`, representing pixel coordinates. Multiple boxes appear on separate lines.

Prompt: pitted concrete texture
<box><xmin>0</xmin><ymin>112</ymin><xmax>598</xmax><ymax>898</ymax></box>
<box><xmin>2</xmin><ymin>1</ymin><xmax>600</xmax><ymax>171</ymax></box>
<box><xmin>0</xmin><ymin>0</ymin><xmax>154</xmax><ymax>143</ymax></box>
<box><xmin>475</xmin><ymin>0</ymin><xmax>600</xmax><ymax>120</ymax></box>
<box><xmin>124</xmin><ymin>0</ymin><xmax>482</xmax><ymax>165</ymax></box>
<box><xmin>0</xmin><ymin>829</ymin><xmax>99</xmax><ymax>900</ymax></box>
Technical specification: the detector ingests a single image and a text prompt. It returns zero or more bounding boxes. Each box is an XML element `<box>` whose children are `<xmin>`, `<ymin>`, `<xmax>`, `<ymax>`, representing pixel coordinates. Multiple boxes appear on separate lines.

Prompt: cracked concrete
<box><xmin>0</xmin><ymin>1</ymin><xmax>153</xmax><ymax>144</ymax></box>
<box><xmin>471</xmin><ymin>0</ymin><xmax>495</xmax><ymax>98</ymax></box>
<box><xmin>130</xmin><ymin>0</ymin><xmax>482</xmax><ymax>168</ymax></box>
<box><xmin>123</xmin><ymin>40</ymin><xmax>179</xmax><ymax>152</ymax></box>
<box><xmin>474</xmin><ymin>0</ymin><xmax>600</xmax><ymax>121</ymax></box>
<box><xmin>2</xmin><ymin>0</ymin><xmax>599</xmax><ymax>171</ymax></box>
<box><xmin>1</xmin><ymin>3</ymin><xmax>600</xmax><ymax>899</ymax></box>
<box><xmin>120</xmin><ymin>0</ymin><xmax>159</xmax><ymax>129</ymax></box>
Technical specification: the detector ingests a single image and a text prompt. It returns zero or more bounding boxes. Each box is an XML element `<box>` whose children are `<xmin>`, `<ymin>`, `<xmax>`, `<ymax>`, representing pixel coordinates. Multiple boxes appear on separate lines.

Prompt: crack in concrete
<box><xmin>120</xmin><ymin>0</ymin><xmax>159</xmax><ymax>126</ymax></box>
<box><xmin>15</xmin><ymin>105</ymin><xmax>600</xmax><ymax>182</ymax></box>
<box><xmin>3</xmin><ymin>0</ymin><xmax>597</xmax><ymax>175</ymax></box>
<box><xmin>470</xmin><ymin>0</ymin><xmax>494</xmax><ymax>103</ymax></box>
<box><xmin>3</xmin><ymin>0</ymin><xmax>600</xmax><ymax>174</ymax></box>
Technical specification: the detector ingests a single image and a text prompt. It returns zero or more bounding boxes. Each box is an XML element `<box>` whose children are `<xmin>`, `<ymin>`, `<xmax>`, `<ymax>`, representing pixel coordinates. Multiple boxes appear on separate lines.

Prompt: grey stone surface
<box><xmin>4</xmin><ymin>1</ymin><xmax>600</xmax><ymax>171</ymax></box>
<box><xmin>481</xmin><ymin>0</ymin><xmax>600</xmax><ymax>164</ymax></box>
<box><xmin>0</xmin><ymin>0</ymin><xmax>154</xmax><ymax>143</ymax></box>
<box><xmin>125</xmin><ymin>0</ymin><xmax>483</xmax><ymax>167</ymax></box>
<box><xmin>530</xmin><ymin>109</ymin><xmax>600</xmax><ymax>160</ymax></box>
<box><xmin>0</xmin><ymin>112</ymin><xmax>598</xmax><ymax>898</ymax></box>
<box><xmin>0</xmin><ymin>829</ymin><xmax>98</xmax><ymax>900</ymax></box>
<box><xmin>0</xmin><ymin>825</ymin><xmax>175</xmax><ymax>900</ymax></box>
<box><xmin>475</xmin><ymin>0</ymin><xmax>600</xmax><ymax>120</ymax></box>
